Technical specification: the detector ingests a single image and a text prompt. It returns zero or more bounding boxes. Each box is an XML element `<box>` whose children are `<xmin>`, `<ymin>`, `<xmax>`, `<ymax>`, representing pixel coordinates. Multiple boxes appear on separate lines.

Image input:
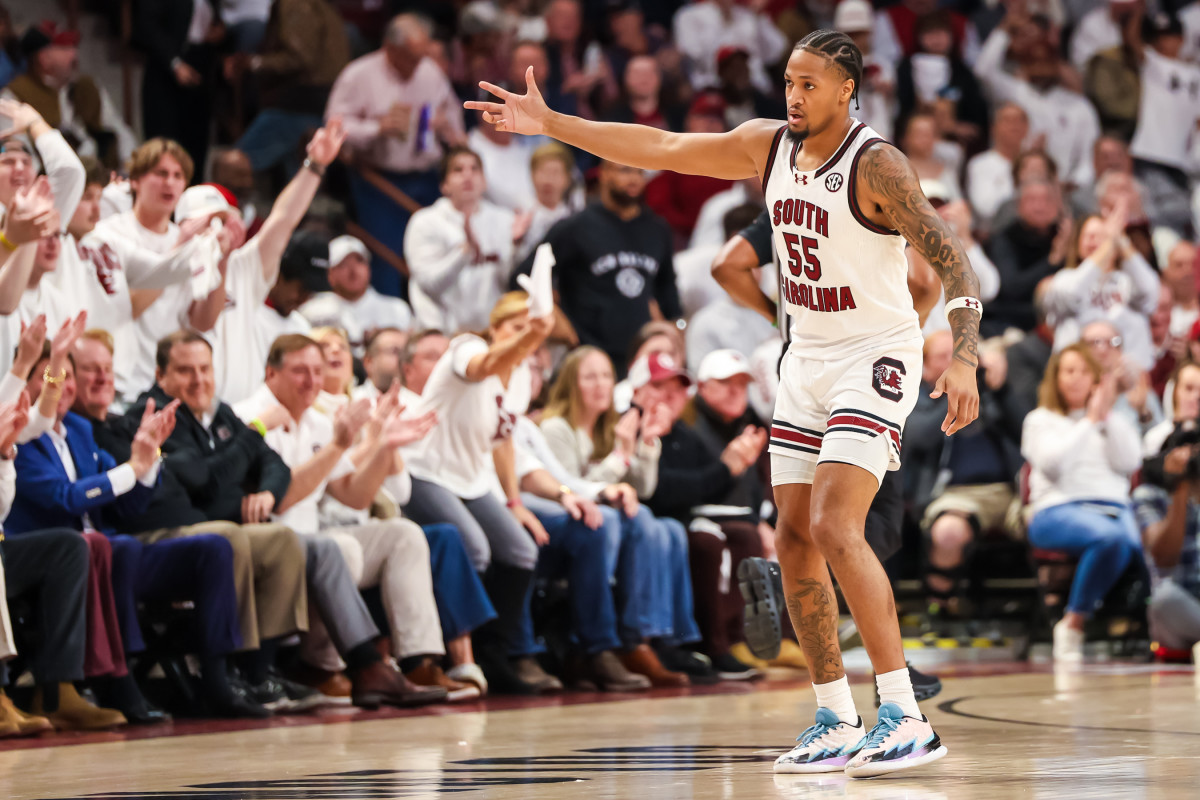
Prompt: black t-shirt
<box><xmin>515</xmin><ymin>202</ymin><xmax>681</xmax><ymax>375</ymax></box>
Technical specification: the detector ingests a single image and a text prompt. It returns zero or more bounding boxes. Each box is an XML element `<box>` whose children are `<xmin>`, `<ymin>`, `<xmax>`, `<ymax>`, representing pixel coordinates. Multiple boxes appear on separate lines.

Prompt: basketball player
<box><xmin>467</xmin><ymin>30</ymin><xmax>981</xmax><ymax>778</ymax></box>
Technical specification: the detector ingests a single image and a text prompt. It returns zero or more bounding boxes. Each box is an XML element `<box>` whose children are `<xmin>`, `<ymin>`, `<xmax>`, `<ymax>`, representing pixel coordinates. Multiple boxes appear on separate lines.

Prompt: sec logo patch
<box><xmin>825</xmin><ymin>173</ymin><xmax>844</xmax><ymax>192</ymax></box>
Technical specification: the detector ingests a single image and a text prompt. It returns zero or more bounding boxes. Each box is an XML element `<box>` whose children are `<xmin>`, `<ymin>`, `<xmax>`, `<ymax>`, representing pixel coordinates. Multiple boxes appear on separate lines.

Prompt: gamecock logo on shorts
<box><xmin>872</xmin><ymin>357</ymin><xmax>905</xmax><ymax>402</ymax></box>
<box><xmin>825</xmin><ymin>173</ymin><xmax>844</xmax><ymax>192</ymax></box>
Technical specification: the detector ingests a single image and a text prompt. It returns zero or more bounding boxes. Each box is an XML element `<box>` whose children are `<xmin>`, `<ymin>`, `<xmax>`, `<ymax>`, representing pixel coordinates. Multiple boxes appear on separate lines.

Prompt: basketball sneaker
<box><xmin>773</xmin><ymin>708</ymin><xmax>866</xmax><ymax>773</ymax></box>
<box><xmin>843</xmin><ymin>702</ymin><xmax>948</xmax><ymax>778</ymax></box>
<box><xmin>738</xmin><ymin>558</ymin><xmax>785</xmax><ymax>660</ymax></box>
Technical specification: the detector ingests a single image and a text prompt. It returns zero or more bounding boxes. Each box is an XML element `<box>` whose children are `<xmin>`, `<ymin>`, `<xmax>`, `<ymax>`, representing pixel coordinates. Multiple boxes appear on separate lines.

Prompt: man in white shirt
<box><xmin>234</xmin><ymin>334</ymin><xmax>467</xmax><ymax>702</ymax></box>
<box><xmin>966</xmin><ymin>102</ymin><xmax>1029</xmax><ymax>226</ymax></box>
<box><xmin>84</xmin><ymin>138</ymin><xmax>233</xmax><ymax>398</ymax></box>
<box><xmin>205</xmin><ymin>120</ymin><xmax>347</xmax><ymax>405</ymax></box>
<box><xmin>403</xmin><ymin>147</ymin><xmax>519</xmax><ymax>333</ymax></box>
<box><xmin>975</xmin><ymin>21</ymin><xmax>1101</xmax><ymax>188</ymax></box>
<box><xmin>299</xmin><ymin>235</ymin><xmax>414</xmax><ymax>358</ymax></box>
<box><xmin>467</xmin><ymin>110</ymin><xmax>537</xmax><ymax>213</ymax></box>
<box><xmin>1129</xmin><ymin>14</ymin><xmax>1200</xmax><ymax>236</ymax></box>
<box><xmin>1162</xmin><ymin>240</ymin><xmax>1199</xmax><ymax>338</ymax></box>
<box><xmin>353</xmin><ymin>327</ymin><xmax>409</xmax><ymax>401</ymax></box>
<box><xmin>672</xmin><ymin>0</ymin><xmax>787</xmax><ymax>93</ymax></box>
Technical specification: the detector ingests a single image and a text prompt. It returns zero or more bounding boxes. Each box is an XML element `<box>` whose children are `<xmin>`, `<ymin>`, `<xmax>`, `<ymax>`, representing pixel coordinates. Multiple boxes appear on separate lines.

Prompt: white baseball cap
<box><xmin>698</xmin><ymin>349</ymin><xmax>754</xmax><ymax>382</ymax></box>
<box><xmin>175</xmin><ymin>183</ymin><xmax>234</xmax><ymax>221</ymax></box>
<box><xmin>834</xmin><ymin>0</ymin><xmax>874</xmax><ymax>33</ymax></box>
<box><xmin>328</xmin><ymin>235</ymin><xmax>370</xmax><ymax>268</ymax></box>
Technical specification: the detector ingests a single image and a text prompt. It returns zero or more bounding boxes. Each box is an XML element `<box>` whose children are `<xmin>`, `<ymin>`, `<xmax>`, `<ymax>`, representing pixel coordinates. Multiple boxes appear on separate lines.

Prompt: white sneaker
<box><xmin>844</xmin><ymin>703</ymin><xmax>947</xmax><ymax>778</ymax></box>
<box><xmin>773</xmin><ymin>708</ymin><xmax>866</xmax><ymax>773</ymax></box>
<box><xmin>447</xmin><ymin>663</ymin><xmax>489</xmax><ymax>697</ymax></box>
<box><xmin>1052</xmin><ymin>619</ymin><xmax>1084</xmax><ymax>663</ymax></box>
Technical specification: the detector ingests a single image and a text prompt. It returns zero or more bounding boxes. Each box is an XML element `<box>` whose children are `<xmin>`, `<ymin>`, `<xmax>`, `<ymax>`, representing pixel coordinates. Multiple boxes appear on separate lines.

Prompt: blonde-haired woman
<box><xmin>542</xmin><ymin>346</ymin><xmax>711</xmax><ymax>683</ymax></box>
<box><xmin>1023</xmin><ymin>342</ymin><xmax>1144</xmax><ymax>662</ymax></box>
<box><xmin>312</xmin><ymin>327</ymin><xmax>355</xmax><ymax>413</ymax></box>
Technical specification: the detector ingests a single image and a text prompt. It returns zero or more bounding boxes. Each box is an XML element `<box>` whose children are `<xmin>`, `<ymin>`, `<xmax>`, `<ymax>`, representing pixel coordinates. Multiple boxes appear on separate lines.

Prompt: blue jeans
<box><xmin>347</xmin><ymin>168</ymin><xmax>442</xmax><ymax>298</ymax></box>
<box><xmin>423</xmin><ymin>523</ymin><xmax>496</xmax><ymax>641</ymax></box>
<box><xmin>604</xmin><ymin>505</ymin><xmax>701</xmax><ymax>645</ymax></box>
<box><xmin>108</xmin><ymin>533</ymin><xmax>242</xmax><ymax>656</ymax></box>
<box><xmin>522</xmin><ymin>494</ymin><xmax>622</xmax><ymax>655</ymax></box>
<box><xmin>1028</xmin><ymin>501</ymin><xmax>1143</xmax><ymax>617</ymax></box>
<box><xmin>237</xmin><ymin>109</ymin><xmax>325</xmax><ymax>175</ymax></box>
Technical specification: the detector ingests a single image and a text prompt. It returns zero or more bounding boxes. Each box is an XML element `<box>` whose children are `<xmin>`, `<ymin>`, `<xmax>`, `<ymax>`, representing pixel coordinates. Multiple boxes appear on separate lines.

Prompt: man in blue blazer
<box><xmin>5</xmin><ymin>345</ymin><xmax>263</xmax><ymax>719</ymax></box>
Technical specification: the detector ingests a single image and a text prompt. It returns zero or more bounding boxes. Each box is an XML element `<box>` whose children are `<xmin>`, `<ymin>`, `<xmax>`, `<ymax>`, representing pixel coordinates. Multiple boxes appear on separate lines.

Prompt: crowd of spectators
<box><xmin>3</xmin><ymin>0</ymin><xmax>1200</xmax><ymax>736</ymax></box>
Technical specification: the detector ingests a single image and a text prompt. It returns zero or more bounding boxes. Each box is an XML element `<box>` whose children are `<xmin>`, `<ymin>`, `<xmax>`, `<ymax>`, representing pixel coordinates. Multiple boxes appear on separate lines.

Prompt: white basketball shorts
<box><xmin>769</xmin><ymin>339</ymin><xmax>923</xmax><ymax>487</ymax></box>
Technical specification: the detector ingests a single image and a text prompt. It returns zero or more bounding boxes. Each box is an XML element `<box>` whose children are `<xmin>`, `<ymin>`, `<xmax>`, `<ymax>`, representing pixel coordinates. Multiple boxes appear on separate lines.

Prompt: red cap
<box><xmin>716</xmin><ymin>45</ymin><xmax>749</xmax><ymax>69</ymax></box>
<box><xmin>687</xmin><ymin>91</ymin><xmax>726</xmax><ymax>120</ymax></box>
<box><xmin>628</xmin><ymin>352</ymin><xmax>692</xmax><ymax>390</ymax></box>
<box><xmin>31</xmin><ymin>21</ymin><xmax>80</xmax><ymax>49</ymax></box>
<box><xmin>1189</xmin><ymin>318</ymin><xmax>1200</xmax><ymax>342</ymax></box>
<box><xmin>204</xmin><ymin>182</ymin><xmax>240</xmax><ymax>210</ymax></box>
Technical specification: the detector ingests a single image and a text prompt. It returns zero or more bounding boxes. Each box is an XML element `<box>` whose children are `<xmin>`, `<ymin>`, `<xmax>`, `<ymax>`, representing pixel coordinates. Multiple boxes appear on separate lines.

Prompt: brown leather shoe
<box><xmin>0</xmin><ymin>691</ymin><xmax>23</xmax><ymax>738</ymax></box>
<box><xmin>405</xmin><ymin>659</ymin><xmax>481</xmax><ymax>703</ymax></box>
<box><xmin>2</xmin><ymin>694</ymin><xmax>53</xmax><ymax>736</ymax></box>
<box><xmin>283</xmin><ymin>662</ymin><xmax>353</xmax><ymax>705</ymax></box>
<box><xmin>349</xmin><ymin>660</ymin><xmax>447</xmax><ymax>709</ymax></box>
<box><xmin>622</xmin><ymin>643</ymin><xmax>690</xmax><ymax>687</ymax></box>
<box><xmin>34</xmin><ymin>683</ymin><xmax>126</xmax><ymax>731</ymax></box>
<box><xmin>512</xmin><ymin>656</ymin><xmax>563</xmax><ymax>694</ymax></box>
<box><xmin>588</xmin><ymin>650</ymin><xmax>651</xmax><ymax>692</ymax></box>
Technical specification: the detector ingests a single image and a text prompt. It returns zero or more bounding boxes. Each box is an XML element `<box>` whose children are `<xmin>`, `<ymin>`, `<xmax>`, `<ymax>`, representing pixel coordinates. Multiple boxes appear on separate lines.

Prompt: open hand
<box><xmin>0</xmin><ymin>100</ymin><xmax>44</xmax><ymax>139</ymax></box>
<box><xmin>333</xmin><ymin>398</ymin><xmax>373</xmax><ymax>447</ymax></box>
<box><xmin>466</xmin><ymin>67</ymin><xmax>553</xmax><ymax>137</ymax></box>
<box><xmin>13</xmin><ymin>315</ymin><xmax>47</xmax><ymax>379</ymax></box>
<box><xmin>307</xmin><ymin>116</ymin><xmax>346</xmax><ymax>166</ymax></box>
<box><xmin>6</xmin><ymin>176</ymin><xmax>58</xmax><ymax>244</ymax></box>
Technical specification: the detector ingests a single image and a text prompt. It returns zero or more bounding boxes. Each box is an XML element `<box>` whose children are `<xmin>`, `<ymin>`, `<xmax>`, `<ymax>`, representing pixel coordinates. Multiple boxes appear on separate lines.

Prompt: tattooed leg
<box><xmin>774</xmin><ymin>483</ymin><xmax>846</xmax><ymax>683</ymax></box>
<box><xmin>785</xmin><ymin>576</ymin><xmax>844</xmax><ymax>683</ymax></box>
<box><xmin>811</xmin><ymin>462</ymin><xmax>907</xmax><ymax>675</ymax></box>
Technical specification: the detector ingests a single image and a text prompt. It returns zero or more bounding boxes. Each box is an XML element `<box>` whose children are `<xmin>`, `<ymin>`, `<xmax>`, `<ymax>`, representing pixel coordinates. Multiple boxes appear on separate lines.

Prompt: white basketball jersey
<box><xmin>763</xmin><ymin>120</ymin><xmax>920</xmax><ymax>359</ymax></box>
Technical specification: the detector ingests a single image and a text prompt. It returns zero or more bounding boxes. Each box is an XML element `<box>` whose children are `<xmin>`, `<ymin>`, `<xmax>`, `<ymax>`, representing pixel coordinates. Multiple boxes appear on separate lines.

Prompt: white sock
<box><xmin>875</xmin><ymin>667</ymin><xmax>921</xmax><ymax>719</ymax></box>
<box><xmin>812</xmin><ymin>675</ymin><xmax>858</xmax><ymax>725</ymax></box>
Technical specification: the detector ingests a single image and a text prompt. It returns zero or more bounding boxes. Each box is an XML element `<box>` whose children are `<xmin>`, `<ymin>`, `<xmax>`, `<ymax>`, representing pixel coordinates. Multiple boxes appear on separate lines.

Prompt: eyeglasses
<box><xmin>1084</xmin><ymin>335</ymin><xmax>1122</xmax><ymax>350</ymax></box>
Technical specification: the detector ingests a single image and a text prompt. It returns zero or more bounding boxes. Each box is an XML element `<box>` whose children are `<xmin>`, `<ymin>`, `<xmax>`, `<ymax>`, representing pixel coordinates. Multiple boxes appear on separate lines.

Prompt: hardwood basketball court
<box><xmin>1</xmin><ymin>662</ymin><xmax>1195</xmax><ymax>800</ymax></box>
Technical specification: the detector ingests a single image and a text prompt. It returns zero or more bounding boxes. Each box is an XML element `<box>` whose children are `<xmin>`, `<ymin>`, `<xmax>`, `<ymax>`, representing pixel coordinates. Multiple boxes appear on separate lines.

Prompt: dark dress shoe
<box><xmin>653</xmin><ymin>644</ymin><xmax>720</xmax><ymax>685</ymax></box>
<box><xmin>349</xmin><ymin>660</ymin><xmax>447</xmax><ymax>709</ymax></box>
<box><xmin>123</xmin><ymin>704</ymin><xmax>172</xmax><ymax>725</ymax></box>
<box><xmin>622</xmin><ymin>644</ymin><xmax>690</xmax><ymax>687</ymax></box>
<box><xmin>588</xmin><ymin>651</ymin><xmax>651</xmax><ymax>692</ymax></box>
<box><xmin>476</xmin><ymin>649</ymin><xmax>541</xmax><ymax>696</ymax></box>
<box><xmin>212</xmin><ymin>683</ymin><xmax>272</xmax><ymax>719</ymax></box>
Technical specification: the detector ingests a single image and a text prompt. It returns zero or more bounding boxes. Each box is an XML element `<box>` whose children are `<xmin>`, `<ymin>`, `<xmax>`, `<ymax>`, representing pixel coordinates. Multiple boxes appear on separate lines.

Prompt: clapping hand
<box><xmin>333</xmin><ymin>398</ymin><xmax>373</xmax><ymax>448</ymax></box>
<box><xmin>639</xmin><ymin>401</ymin><xmax>673</xmax><ymax>442</ymax></box>
<box><xmin>12</xmin><ymin>315</ymin><xmax>47</xmax><ymax>380</ymax></box>
<box><xmin>5</xmin><ymin>176</ymin><xmax>58</xmax><ymax>245</ymax></box>
<box><xmin>0</xmin><ymin>392</ymin><xmax>30</xmax><ymax>454</ymax></box>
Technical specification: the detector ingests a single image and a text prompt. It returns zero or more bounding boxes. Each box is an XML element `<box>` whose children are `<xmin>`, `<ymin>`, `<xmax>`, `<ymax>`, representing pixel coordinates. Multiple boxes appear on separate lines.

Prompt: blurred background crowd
<box><xmin>1</xmin><ymin>0</ymin><xmax>1200</xmax><ymax>737</ymax></box>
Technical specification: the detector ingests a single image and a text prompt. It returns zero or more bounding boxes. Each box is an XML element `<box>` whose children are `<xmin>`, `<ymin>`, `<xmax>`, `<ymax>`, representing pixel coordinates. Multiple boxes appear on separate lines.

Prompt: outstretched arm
<box><xmin>466</xmin><ymin>67</ymin><xmax>772</xmax><ymax>179</ymax></box>
<box><xmin>856</xmin><ymin>142</ymin><xmax>981</xmax><ymax>434</ymax></box>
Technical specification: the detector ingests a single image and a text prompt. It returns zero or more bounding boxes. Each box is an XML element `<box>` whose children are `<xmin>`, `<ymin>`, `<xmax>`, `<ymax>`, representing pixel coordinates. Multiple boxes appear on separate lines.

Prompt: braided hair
<box><xmin>794</xmin><ymin>30</ymin><xmax>864</xmax><ymax>110</ymax></box>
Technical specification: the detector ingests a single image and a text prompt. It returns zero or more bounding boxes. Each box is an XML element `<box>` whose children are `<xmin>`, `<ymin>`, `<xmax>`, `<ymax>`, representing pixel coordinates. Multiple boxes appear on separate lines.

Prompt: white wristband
<box><xmin>944</xmin><ymin>297</ymin><xmax>982</xmax><ymax>321</ymax></box>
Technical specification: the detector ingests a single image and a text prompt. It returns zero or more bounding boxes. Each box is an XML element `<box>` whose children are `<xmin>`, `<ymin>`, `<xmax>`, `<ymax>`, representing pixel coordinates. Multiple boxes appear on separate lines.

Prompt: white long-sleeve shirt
<box><xmin>1022</xmin><ymin>407</ymin><xmax>1142</xmax><ymax>515</ymax></box>
<box><xmin>975</xmin><ymin>29</ymin><xmax>1099</xmax><ymax>188</ymax></box>
<box><xmin>403</xmin><ymin>198</ymin><xmax>514</xmax><ymax>334</ymax></box>
<box><xmin>1069</xmin><ymin>7</ymin><xmax>1121</xmax><ymax>71</ymax></box>
<box><xmin>1045</xmin><ymin>253</ymin><xmax>1161</xmax><ymax>370</ymax></box>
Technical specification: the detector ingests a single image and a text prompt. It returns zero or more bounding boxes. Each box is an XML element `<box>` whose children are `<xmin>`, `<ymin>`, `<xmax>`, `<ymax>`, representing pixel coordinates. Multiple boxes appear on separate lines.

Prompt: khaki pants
<box><xmin>139</xmin><ymin>521</ymin><xmax>308</xmax><ymax>651</ymax></box>
<box><xmin>301</xmin><ymin>518</ymin><xmax>443</xmax><ymax>670</ymax></box>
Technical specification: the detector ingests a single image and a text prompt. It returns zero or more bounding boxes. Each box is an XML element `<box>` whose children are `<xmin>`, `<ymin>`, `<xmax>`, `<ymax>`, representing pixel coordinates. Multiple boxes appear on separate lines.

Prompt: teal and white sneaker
<box><xmin>774</xmin><ymin>708</ymin><xmax>866</xmax><ymax>773</ymax></box>
<box><xmin>844</xmin><ymin>702</ymin><xmax>948</xmax><ymax>778</ymax></box>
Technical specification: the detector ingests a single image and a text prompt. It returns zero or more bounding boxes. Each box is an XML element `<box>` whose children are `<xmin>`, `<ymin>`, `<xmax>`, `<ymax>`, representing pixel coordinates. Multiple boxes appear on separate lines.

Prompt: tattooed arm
<box><xmin>856</xmin><ymin>142</ymin><xmax>980</xmax><ymax>435</ymax></box>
